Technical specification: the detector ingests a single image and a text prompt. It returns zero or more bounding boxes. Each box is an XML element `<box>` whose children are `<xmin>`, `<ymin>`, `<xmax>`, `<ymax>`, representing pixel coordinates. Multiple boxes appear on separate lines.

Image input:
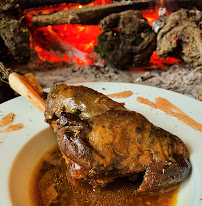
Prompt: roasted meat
<box><xmin>45</xmin><ymin>84</ymin><xmax>191</xmax><ymax>192</ymax></box>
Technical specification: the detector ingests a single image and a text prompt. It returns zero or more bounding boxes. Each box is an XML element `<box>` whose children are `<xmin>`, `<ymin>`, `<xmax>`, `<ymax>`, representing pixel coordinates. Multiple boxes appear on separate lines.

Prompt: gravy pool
<box><xmin>30</xmin><ymin>146</ymin><xmax>178</xmax><ymax>206</ymax></box>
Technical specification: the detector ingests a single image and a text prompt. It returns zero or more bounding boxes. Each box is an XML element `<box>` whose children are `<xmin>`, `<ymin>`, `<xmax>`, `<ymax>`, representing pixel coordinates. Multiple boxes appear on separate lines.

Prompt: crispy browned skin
<box><xmin>45</xmin><ymin>84</ymin><xmax>191</xmax><ymax>192</ymax></box>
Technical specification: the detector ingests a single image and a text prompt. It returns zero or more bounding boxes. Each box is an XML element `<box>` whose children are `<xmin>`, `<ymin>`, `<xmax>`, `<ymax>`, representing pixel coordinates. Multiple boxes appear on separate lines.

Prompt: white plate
<box><xmin>0</xmin><ymin>82</ymin><xmax>202</xmax><ymax>206</ymax></box>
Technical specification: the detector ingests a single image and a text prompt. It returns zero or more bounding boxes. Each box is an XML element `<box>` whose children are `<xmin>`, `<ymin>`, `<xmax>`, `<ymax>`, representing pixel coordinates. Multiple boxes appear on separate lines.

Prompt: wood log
<box><xmin>0</xmin><ymin>12</ymin><xmax>30</xmax><ymax>58</ymax></box>
<box><xmin>94</xmin><ymin>10</ymin><xmax>156</xmax><ymax>69</ymax></box>
<box><xmin>0</xmin><ymin>0</ymin><xmax>96</xmax><ymax>10</ymax></box>
<box><xmin>32</xmin><ymin>0</ymin><xmax>155</xmax><ymax>27</ymax></box>
<box><xmin>156</xmin><ymin>9</ymin><xmax>202</xmax><ymax>67</ymax></box>
<box><xmin>1</xmin><ymin>0</ymin><xmax>201</xmax><ymax>12</ymax></box>
<box><xmin>0</xmin><ymin>1</ymin><xmax>30</xmax><ymax>59</ymax></box>
<box><xmin>19</xmin><ymin>0</ymin><xmax>96</xmax><ymax>9</ymax></box>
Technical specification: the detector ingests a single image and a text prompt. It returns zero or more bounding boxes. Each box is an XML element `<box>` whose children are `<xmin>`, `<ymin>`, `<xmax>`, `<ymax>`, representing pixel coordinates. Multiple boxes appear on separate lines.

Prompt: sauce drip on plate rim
<box><xmin>106</xmin><ymin>90</ymin><xmax>201</xmax><ymax>132</ymax></box>
<box><xmin>137</xmin><ymin>96</ymin><xmax>202</xmax><ymax>132</ymax></box>
<box><xmin>0</xmin><ymin>113</ymin><xmax>24</xmax><ymax>143</ymax></box>
<box><xmin>107</xmin><ymin>91</ymin><xmax>134</xmax><ymax>98</ymax></box>
<box><xmin>0</xmin><ymin>113</ymin><xmax>15</xmax><ymax>128</ymax></box>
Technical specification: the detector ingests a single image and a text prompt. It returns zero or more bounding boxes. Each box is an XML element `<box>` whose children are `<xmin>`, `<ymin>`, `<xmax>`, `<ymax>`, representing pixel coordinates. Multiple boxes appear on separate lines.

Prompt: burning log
<box><xmin>156</xmin><ymin>9</ymin><xmax>202</xmax><ymax>67</ymax></box>
<box><xmin>94</xmin><ymin>10</ymin><xmax>156</xmax><ymax>69</ymax></box>
<box><xmin>32</xmin><ymin>0</ymin><xmax>154</xmax><ymax>27</ymax></box>
<box><xmin>0</xmin><ymin>0</ymin><xmax>96</xmax><ymax>10</ymax></box>
<box><xmin>19</xmin><ymin>0</ymin><xmax>96</xmax><ymax>9</ymax></box>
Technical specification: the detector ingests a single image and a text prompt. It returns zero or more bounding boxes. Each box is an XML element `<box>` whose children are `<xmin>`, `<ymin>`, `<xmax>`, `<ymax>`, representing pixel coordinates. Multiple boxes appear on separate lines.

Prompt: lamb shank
<box><xmin>45</xmin><ymin>84</ymin><xmax>191</xmax><ymax>193</ymax></box>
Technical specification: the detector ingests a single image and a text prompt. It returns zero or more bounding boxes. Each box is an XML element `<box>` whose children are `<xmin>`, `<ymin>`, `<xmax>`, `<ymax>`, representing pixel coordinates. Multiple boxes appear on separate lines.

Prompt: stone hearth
<box><xmin>10</xmin><ymin>62</ymin><xmax>202</xmax><ymax>101</ymax></box>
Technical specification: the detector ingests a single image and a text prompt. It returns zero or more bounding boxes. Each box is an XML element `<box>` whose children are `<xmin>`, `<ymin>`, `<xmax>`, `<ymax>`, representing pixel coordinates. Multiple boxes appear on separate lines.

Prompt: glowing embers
<box><xmin>31</xmin><ymin>24</ymin><xmax>103</xmax><ymax>65</ymax></box>
<box><xmin>26</xmin><ymin>0</ymin><xmax>181</xmax><ymax>67</ymax></box>
<box><xmin>26</xmin><ymin>0</ymin><xmax>112</xmax><ymax>65</ymax></box>
<box><xmin>149</xmin><ymin>51</ymin><xmax>181</xmax><ymax>68</ymax></box>
<box><xmin>142</xmin><ymin>9</ymin><xmax>160</xmax><ymax>25</ymax></box>
<box><xmin>129</xmin><ymin>51</ymin><xmax>181</xmax><ymax>71</ymax></box>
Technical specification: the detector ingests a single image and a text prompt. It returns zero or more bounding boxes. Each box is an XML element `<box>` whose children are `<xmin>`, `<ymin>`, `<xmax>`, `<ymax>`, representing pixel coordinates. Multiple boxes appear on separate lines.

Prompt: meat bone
<box><xmin>8</xmin><ymin>72</ymin><xmax>46</xmax><ymax>113</ymax></box>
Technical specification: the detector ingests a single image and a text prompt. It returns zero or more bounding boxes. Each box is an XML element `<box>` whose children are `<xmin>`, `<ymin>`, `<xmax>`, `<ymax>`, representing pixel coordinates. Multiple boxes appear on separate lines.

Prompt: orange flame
<box><xmin>142</xmin><ymin>7</ymin><xmax>169</xmax><ymax>25</ymax></box>
<box><xmin>142</xmin><ymin>9</ymin><xmax>160</xmax><ymax>25</ymax></box>
<box><xmin>150</xmin><ymin>51</ymin><xmax>181</xmax><ymax>68</ymax></box>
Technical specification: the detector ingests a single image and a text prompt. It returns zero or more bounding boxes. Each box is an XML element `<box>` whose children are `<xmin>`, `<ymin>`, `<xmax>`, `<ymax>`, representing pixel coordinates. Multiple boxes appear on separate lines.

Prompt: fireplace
<box><xmin>0</xmin><ymin>0</ymin><xmax>201</xmax><ymax>103</ymax></box>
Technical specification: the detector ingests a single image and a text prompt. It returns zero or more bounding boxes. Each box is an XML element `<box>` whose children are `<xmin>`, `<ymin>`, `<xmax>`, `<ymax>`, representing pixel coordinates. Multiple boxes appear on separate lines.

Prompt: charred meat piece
<box><xmin>45</xmin><ymin>84</ymin><xmax>191</xmax><ymax>192</ymax></box>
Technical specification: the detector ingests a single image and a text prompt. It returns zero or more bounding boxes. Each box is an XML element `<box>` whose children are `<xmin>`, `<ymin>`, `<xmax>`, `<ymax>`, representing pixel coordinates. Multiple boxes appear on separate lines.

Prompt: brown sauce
<box><xmin>0</xmin><ymin>113</ymin><xmax>24</xmax><ymax>142</ymax></box>
<box><xmin>30</xmin><ymin>147</ymin><xmax>178</xmax><ymax>206</ymax></box>
<box><xmin>137</xmin><ymin>96</ymin><xmax>202</xmax><ymax>132</ymax></box>
<box><xmin>0</xmin><ymin>113</ymin><xmax>15</xmax><ymax>128</ymax></box>
<box><xmin>107</xmin><ymin>91</ymin><xmax>134</xmax><ymax>98</ymax></box>
<box><xmin>0</xmin><ymin>123</ymin><xmax>23</xmax><ymax>133</ymax></box>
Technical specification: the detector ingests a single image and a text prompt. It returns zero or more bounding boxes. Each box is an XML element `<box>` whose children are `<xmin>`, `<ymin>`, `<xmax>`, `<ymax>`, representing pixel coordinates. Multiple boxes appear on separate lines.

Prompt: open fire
<box><xmin>0</xmin><ymin>0</ymin><xmax>200</xmax><ymax>70</ymax></box>
<box><xmin>23</xmin><ymin>0</ymin><xmax>112</xmax><ymax>65</ymax></box>
<box><xmin>23</xmin><ymin>0</ymin><xmax>182</xmax><ymax>68</ymax></box>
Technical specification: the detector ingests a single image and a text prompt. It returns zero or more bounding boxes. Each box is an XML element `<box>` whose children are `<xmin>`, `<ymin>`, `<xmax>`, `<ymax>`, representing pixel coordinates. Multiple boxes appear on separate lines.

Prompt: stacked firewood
<box><xmin>0</xmin><ymin>0</ymin><xmax>154</xmax><ymax>61</ymax></box>
<box><xmin>0</xmin><ymin>0</ymin><xmax>201</xmax><ymax>68</ymax></box>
